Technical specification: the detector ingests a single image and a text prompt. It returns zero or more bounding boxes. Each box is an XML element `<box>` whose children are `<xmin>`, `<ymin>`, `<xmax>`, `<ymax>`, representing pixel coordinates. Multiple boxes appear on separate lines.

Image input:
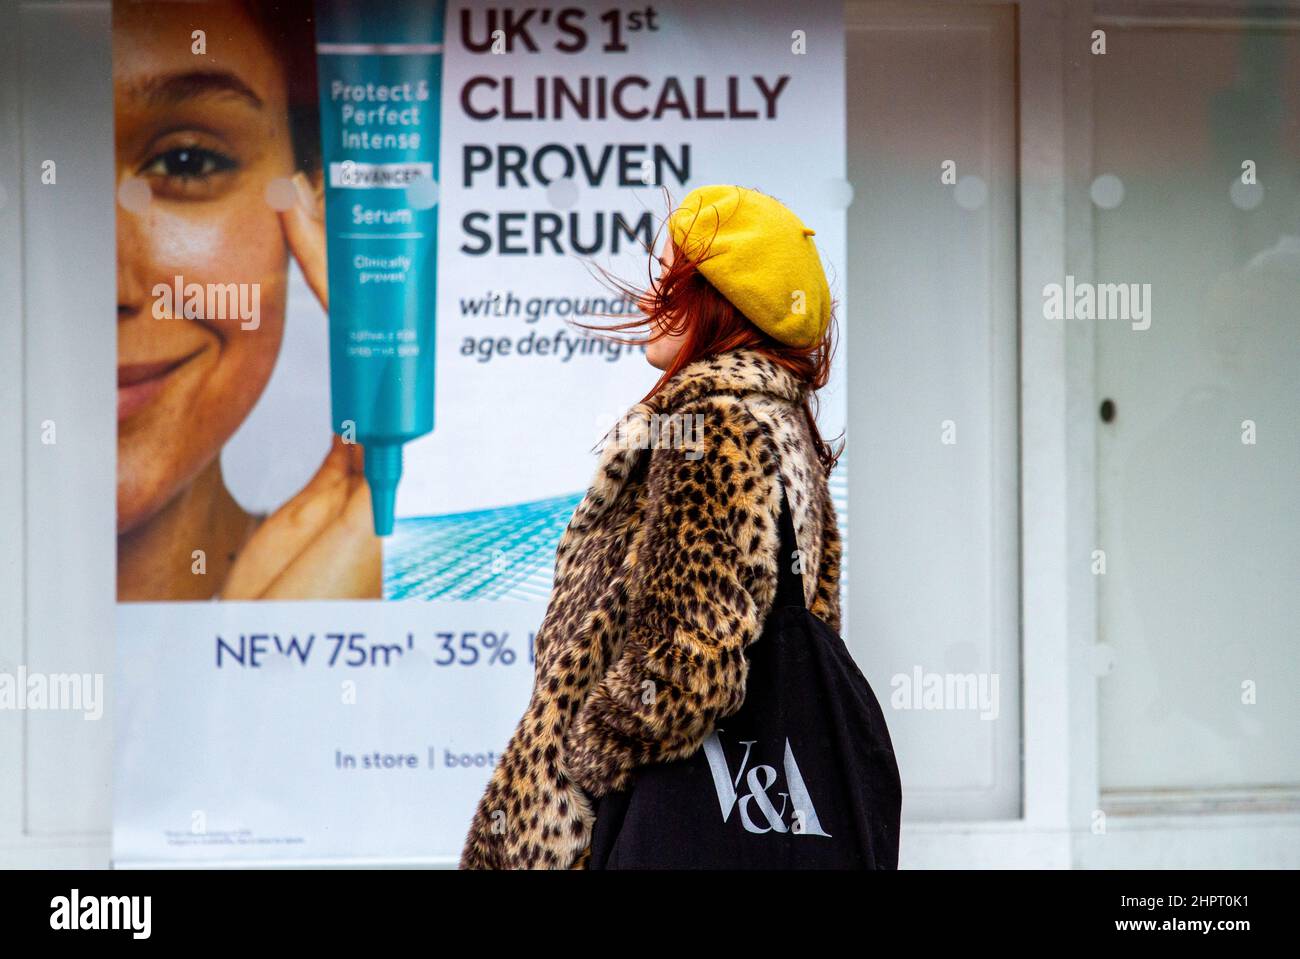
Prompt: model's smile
<box><xmin>116</xmin><ymin>347</ymin><xmax>205</xmax><ymax>422</ymax></box>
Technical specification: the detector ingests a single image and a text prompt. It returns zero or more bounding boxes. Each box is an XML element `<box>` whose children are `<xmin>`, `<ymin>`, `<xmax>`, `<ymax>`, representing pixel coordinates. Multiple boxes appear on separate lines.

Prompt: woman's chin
<box><xmin>116</xmin><ymin>483</ymin><xmax>168</xmax><ymax>538</ymax></box>
<box><xmin>115</xmin><ymin>447</ymin><xmax>199</xmax><ymax>538</ymax></box>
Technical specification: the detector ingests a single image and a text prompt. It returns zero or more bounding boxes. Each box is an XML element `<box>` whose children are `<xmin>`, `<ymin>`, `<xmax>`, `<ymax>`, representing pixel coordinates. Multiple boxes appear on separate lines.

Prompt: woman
<box><xmin>460</xmin><ymin>184</ymin><xmax>843</xmax><ymax>869</ymax></box>
<box><xmin>114</xmin><ymin>0</ymin><xmax>380</xmax><ymax>601</ymax></box>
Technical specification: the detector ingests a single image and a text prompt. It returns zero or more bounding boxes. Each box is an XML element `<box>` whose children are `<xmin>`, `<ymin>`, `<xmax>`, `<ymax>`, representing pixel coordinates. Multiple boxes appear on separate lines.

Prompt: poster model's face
<box><xmin>114</xmin><ymin>0</ymin><xmax>293</xmax><ymax>539</ymax></box>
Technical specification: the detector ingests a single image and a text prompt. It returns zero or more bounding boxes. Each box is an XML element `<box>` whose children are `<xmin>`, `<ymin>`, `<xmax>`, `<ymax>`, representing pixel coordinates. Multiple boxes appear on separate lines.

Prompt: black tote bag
<box><xmin>589</xmin><ymin>481</ymin><xmax>902</xmax><ymax>869</ymax></box>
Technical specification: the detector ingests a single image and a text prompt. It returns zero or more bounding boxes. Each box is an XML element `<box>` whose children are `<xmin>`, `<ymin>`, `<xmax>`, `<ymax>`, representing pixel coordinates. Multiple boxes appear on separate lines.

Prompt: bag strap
<box><xmin>773</xmin><ymin>479</ymin><xmax>807</xmax><ymax>610</ymax></box>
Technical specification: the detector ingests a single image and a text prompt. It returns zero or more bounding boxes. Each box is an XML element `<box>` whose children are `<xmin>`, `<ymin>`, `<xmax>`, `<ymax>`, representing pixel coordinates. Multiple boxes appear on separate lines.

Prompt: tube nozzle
<box><xmin>363</xmin><ymin>441</ymin><xmax>403</xmax><ymax>537</ymax></box>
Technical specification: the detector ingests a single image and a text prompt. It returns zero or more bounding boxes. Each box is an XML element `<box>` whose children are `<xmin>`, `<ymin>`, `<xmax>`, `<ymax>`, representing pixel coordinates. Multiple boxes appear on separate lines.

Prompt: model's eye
<box><xmin>137</xmin><ymin>144</ymin><xmax>240</xmax><ymax>200</ymax></box>
<box><xmin>141</xmin><ymin>146</ymin><xmax>236</xmax><ymax>180</ymax></box>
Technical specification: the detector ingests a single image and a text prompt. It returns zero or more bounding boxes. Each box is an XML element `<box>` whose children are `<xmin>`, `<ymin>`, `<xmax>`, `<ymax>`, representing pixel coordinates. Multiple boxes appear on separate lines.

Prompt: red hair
<box><xmin>576</xmin><ymin>191</ymin><xmax>843</xmax><ymax>473</ymax></box>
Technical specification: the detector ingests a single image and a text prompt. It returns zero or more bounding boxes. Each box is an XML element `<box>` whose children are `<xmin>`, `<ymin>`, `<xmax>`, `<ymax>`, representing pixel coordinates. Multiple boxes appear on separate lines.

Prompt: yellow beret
<box><xmin>668</xmin><ymin>184</ymin><xmax>831</xmax><ymax>348</ymax></box>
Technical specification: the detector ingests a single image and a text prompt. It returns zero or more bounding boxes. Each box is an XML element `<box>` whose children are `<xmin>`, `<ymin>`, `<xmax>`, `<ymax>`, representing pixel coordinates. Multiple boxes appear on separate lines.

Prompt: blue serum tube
<box><xmin>313</xmin><ymin>0</ymin><xmax>446</xmax><ymax>535</ymax></box>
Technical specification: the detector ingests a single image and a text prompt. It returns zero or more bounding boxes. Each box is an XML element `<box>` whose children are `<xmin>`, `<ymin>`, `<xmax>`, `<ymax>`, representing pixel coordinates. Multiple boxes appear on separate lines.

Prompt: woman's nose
<box><xmin>115</xmin><ymin>181</ymin><xmax>150</xmax><ymax>320</ymax></box>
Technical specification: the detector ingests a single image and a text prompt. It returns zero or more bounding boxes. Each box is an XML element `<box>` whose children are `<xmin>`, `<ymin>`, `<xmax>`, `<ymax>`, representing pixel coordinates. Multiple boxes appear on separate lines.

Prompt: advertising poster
<box><xmin>112</xmin><ymin>0</ymin><xmax>847</xmax><ymax>864</ymax></box>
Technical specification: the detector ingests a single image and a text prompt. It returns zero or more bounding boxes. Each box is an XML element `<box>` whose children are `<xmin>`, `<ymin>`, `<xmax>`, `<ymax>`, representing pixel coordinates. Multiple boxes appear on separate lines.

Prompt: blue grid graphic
<box><xmin>383</xmin><ymin>492</ymin><xmax>583</xmax><ymax>600</ymax></box>
<box><xmin>382</xmin><ymin>472</ymin><xmax>848</xmax><ymax>602</ymax></box>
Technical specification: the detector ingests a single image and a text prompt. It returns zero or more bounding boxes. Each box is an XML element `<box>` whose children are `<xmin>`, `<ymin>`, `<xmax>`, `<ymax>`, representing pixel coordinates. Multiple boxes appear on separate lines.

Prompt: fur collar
<box><xmin>645</xmin><ymin>347</ymin><xmax>806</xmax><ymax>413</ymax></box>
<box><xmin>569</xmin><ymin>348</ymin><xmax>806</xmax><ymax>532</ymax></box>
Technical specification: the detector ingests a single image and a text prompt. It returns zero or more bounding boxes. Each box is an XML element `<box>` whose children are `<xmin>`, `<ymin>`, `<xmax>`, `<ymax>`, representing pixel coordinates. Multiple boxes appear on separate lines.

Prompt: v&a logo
<box><xmin>701</xmin><ymin>730</ymin><xmax>831</xmax><ymax>836</ymax></box>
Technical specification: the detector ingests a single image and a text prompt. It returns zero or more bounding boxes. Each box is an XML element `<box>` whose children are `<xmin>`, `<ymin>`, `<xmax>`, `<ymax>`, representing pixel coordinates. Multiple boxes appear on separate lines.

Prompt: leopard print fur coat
<box><xmin>458</xmin><ymin>347</ymin><xmax>842</xmax><ymax>869</ymax></box>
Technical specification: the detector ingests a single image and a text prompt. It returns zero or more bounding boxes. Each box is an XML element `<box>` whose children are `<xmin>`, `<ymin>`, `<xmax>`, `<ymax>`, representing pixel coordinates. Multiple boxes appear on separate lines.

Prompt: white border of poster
<box><xmin>113</xmin><ymin>0</ymin><xmax>847</xmax><ymax>866</ymax></box>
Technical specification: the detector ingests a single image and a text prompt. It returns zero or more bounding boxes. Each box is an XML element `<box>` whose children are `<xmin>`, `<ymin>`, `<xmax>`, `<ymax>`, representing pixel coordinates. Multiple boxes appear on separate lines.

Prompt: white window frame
<box><xmin>0</xmin><ymin>0</ymin><xmax>116</xmax><ymax>870</ymax></box>
<box><xmin>854</xmin><ymin>0</ymin><xmax>1300</xmax><ymax>868</ymax></box>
